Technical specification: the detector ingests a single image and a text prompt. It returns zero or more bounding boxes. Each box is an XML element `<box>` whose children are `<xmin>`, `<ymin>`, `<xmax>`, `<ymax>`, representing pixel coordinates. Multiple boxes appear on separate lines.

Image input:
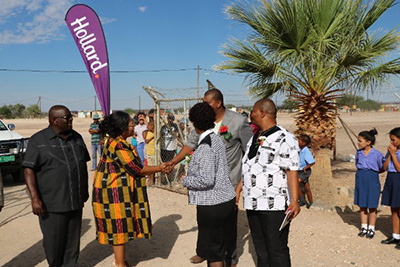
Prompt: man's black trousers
<box><xmin>246</xmin><ymin>210</ymin><xmax>291</xmax><ymax>267</ymax></box>
<box><xmin>39</xmin><ymin>209</ymin><xmax>82</xmax><ymax>267</ymax></box>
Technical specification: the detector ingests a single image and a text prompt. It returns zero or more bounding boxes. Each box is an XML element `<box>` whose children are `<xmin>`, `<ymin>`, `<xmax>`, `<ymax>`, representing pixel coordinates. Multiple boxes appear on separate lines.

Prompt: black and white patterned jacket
<box><xmin>182</xmin><ymin>131</ymin><xmax>236</xmax><ymax>206</ymax></box>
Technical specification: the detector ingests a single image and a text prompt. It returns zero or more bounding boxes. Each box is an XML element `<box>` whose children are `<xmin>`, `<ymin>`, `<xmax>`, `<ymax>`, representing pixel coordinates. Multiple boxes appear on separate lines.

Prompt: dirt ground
<box><xmin>0</xmin><ymin>111</ymin><xmax>399</xmax><ymax>266</ymax></box>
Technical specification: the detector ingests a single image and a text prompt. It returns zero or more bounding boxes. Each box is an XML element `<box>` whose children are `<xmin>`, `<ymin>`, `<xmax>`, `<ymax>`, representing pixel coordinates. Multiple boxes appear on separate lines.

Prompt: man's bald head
<box><xmin>204</xmin><ymin>88</ymin><xmax>224</xmax><ymax>106</ymax></box>
<box><xmin>255</xmin><ymin>98</ymin><xmax>277</xmax><ymax>118</ymax></box>
<box><xmin>49</xmin><ymin>105</ymin><xmax>69</xmax><ymax>121</ymax></box>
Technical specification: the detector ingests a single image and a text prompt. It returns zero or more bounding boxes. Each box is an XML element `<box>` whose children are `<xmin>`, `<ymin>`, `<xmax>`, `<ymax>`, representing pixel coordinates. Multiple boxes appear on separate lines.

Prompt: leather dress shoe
<box><xmin>189</xmin><ymin>255</ymin><xmax>205</xmax><ymax>264</ymax></box>
<box><xmin>395</xmin><ymin>241</ymin><xmax>400</xmax><ymax>250</ymax></box>
<box><xmin>366</xmin><ymin>229</ymin><xmax>375</xmax><ymax>239</ymax></box>
<box><xmin>358</xmin><ymin>228</ymin><xmax>367</xmax><ymax>237</ymax></box>
<box><xmin>381</xmin><ymin>237</ymin><xmax>400</xmax><ymax>244</ymax></box>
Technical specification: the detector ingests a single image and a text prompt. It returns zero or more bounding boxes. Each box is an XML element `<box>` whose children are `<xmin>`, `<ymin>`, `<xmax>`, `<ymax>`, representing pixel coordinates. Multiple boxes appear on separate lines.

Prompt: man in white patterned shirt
<box><xmin>236</xmin><ymin>98</ymin><xmax>300</xmax><ymax>267</ymax></box>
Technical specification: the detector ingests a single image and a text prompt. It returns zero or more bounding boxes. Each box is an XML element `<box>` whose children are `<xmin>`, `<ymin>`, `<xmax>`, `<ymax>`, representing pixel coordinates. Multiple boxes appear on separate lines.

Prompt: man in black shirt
<box><xmin>23</xmin><ymin>105</ymin><xmax>90</xmax><ymax>267</ymax></box>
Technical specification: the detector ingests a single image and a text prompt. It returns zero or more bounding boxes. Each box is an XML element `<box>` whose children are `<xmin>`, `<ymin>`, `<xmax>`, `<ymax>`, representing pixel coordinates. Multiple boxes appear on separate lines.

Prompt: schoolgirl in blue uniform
<box><xmin>381</xmin><ymin>127</ymin><xmax>400</xmax><ymax>249</ymax></box>
<box><xmin>354</xmin><ymin>129</ymin><xmax>383</xmax><ymax>239</ymax></box>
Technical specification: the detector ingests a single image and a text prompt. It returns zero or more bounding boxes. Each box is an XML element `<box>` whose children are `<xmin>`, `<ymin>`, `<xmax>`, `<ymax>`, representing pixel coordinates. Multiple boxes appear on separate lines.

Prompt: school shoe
<box><xmin>366</xmin><ymin>229</ymin><xmax>375</xmax><ymax>239</ymax></box>
<box><xmin>358</xmin><ymin>228</ymin><xmax>367</xmax><ymax>237</ymax></box>
<box><xmin>395</xmin><ymin>241</ymin><xmax>400</xmax><ymax>250</ymax></box>
<box><xmin>381</xmin><ymin>237</ymin><xmax>400</xmax><ymax>244</ymax></box>
<box><xmin>189</xmin><ymin>255</ymin><xmax>205</xmax><ymax>264</ymax></box>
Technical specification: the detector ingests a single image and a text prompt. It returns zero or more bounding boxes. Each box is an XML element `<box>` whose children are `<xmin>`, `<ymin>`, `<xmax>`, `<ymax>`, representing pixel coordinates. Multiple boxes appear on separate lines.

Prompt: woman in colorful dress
<box><xmin>92</xmin><ymin>111</ymin><xmax>169</xmax><ymax>267</ymax></box>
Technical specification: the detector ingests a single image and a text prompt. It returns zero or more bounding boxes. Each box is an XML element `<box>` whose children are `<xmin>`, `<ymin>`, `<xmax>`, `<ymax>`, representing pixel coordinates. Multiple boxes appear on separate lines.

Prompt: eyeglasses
<box><xmin>128</xmin><ymin>124</ymin><xmax>135</xmax><ymax>128</ymax></box>
<box><xmin>55</xmin><ymin>115</ymin><xmax>73</xmax><ymax>120</ymax></box>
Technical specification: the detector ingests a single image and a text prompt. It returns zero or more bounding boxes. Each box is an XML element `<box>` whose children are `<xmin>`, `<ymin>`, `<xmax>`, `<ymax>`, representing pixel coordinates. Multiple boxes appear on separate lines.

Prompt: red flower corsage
<box><xmin>220</xmin><ymin>124</ymin><xmax>232</xmax><ymax>141</ymax></box>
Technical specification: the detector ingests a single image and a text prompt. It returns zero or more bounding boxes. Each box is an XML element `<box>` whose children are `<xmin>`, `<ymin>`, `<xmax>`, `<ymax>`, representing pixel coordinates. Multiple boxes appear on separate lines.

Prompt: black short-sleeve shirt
<box><xmin>22</xmin><ymin>126</ymin><xmax>90</xmax><ymax>212</ymax></box>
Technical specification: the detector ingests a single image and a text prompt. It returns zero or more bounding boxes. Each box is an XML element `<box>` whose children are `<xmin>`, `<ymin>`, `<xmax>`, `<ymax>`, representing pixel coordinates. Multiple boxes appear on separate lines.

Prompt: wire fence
<box><xmin>143</xmin><ymin>86</ymin><xmax>202</xmax><ymax>193</ymax></box>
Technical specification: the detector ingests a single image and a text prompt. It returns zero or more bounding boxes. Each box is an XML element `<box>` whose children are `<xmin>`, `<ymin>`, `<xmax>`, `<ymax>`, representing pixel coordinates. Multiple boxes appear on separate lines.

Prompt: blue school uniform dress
<box><xmin>381</xmin><ymin>150</ymin><xmax>400</xmax><ymax>208</ymax></box>
<box><xmin>354</xmin><ymin>147</ymin><xmax>383</xmax><ymax>208</ymax></box>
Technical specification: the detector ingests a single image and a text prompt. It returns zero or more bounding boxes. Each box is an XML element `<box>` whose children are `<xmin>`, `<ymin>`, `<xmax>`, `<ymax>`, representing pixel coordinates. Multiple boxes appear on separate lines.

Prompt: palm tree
<box><xmin>219</xmin><ymin>0</ymin><xmax>400</xmax><ymax>205</ymax></box>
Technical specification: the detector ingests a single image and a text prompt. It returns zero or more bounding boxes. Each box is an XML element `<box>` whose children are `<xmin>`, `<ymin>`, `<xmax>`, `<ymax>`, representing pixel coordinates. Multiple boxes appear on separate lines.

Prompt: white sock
<box><xmin>368</xmin><ymin>225</ymin><xmax>375</xmax><ymax>231</ymax></box>
<box><xmin>361</xmin><ymin>224</ymin><xmax>368</xmax><ymax>230</ymax></box>
<box><xmin>393</xmin><ymin>233</ymin><xmax>400</xmax><ymax>240</ymax></box>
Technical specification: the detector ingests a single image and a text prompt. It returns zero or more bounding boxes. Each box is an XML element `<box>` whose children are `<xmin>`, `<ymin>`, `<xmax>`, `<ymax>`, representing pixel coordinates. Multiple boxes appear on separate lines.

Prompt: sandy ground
<box><xmin>0</xmin><ymin>111</ymin><xmax>399</xmax><ymax>266</ymax></box>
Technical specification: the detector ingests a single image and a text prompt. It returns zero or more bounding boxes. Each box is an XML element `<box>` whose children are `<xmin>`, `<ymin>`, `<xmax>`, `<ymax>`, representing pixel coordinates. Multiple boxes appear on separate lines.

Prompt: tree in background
<box><xmin>280</xmin><ymin>99</ymin><xmax>298</xmax><ymax>111</ymax></box>
<box><xmin>11</xmin><ymin>104</ymin><xmax>26</xmax><ymax>118</ymax></box>
<box><xmin>0</xmin><ymin>105</ymin><xmax>13</xmax><ymax>119</ymax></box>
<box><xmin>124</xmin><ymin>108</ymin><xmax>135</xmax><ymax>115</ymax></box>
<box><xmin>219</xmin><ymin>0</ymin><xmax>400</xmax><ymax>205</ymax></box>
<box><xmin>24</xmin><ymin>104</ymin><xmax>41</xmax><ymax>118</ymax></box>
<box><xmin>336</xmin><ymin>94</ymin><xmax>382</xmax><ymax>111</ymax></box>
<box><xmin>336</xmin><ymin>94</ymin><xmax>364</xmax><ymax>108</ymax></box>
<box><xmin>358</xmin><ymin>99</ymin><xmax>382</xmax><ymax>111</ymax></box>
<box><xmin>0</xmin><ymin>104</ymin><xmax>26</xmax><ymax>119</ymax></box>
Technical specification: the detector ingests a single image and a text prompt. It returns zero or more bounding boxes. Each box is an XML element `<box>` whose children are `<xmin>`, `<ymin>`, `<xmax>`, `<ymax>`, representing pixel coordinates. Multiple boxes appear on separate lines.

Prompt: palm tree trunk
<box><xmin>309</xmin><ymin>148</ymin><xmax>337</xmax><ymax>207</ymax></box>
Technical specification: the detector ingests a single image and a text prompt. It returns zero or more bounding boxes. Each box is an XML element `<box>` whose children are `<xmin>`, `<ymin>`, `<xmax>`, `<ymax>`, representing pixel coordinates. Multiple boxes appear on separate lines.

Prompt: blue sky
<box><xmin>1</xmin><ymin>0</ymin><xmax>400</xmax><ymax>112</ymax></box>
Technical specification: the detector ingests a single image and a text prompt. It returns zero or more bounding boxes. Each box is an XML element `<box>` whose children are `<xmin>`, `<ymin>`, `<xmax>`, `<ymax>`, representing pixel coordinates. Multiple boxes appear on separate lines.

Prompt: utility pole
<box><xmin>197</xmin><ymin>65</ymin><xmax>200</xmax><ymax>99</ymax></box>
<box><xmin>37</xmin><ymin>96</ymin><xmax>41</xmax><ymax>113</ymax></box>
<box><xmin>350</xmin><ymin>87</ymin><xmax>353</xmax><ymax>116</ymax></box>
<box><xmin>94</xmin><ymin>95</ymin><xmax>97</xmax><ymax>111</ymax></box>
<box><xmin>139</xmin><ymin>95</ymin><xmax>141</xmax><ymax>111</ymax></box>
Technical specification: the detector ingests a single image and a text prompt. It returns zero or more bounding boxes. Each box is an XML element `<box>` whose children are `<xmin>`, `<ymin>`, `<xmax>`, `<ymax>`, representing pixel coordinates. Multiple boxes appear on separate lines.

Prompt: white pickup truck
<box><xmin>0</xmin><ymin>119</ymin><xmax>29</xmax><ymax>182</ymax></box>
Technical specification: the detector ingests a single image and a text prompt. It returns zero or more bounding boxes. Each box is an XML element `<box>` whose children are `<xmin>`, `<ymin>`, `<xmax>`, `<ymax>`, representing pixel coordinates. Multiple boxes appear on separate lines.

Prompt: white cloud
<box><xmin>0</xmin><ymin>0</ymin><xmax>74</xmax><ymax>45</ymax></box>
<box><xmin>100</xmin><ymin>17</ymin><xmax>117</xmax><ymax>24</ymax></box>
<box><xmin>139</xmin><ymin>6</ymin><xmax>147</xmax><ymax>13</ymax></box>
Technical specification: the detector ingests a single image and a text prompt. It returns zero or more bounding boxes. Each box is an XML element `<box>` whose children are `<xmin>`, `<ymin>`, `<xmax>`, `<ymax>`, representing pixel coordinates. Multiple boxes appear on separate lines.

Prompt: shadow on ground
<box><xmin>3</xmin><ymin>219</ymin><xmax>92</xmax><ymax>267</ymax></box>
<box><xmin>78</xmin><ymin>214</ymin><xmax>197</xmax><ymax>266</ymax></box>
<box><xmin>335</xmin><ymin>206</ymin><xmax>393</xmax><ymax>238</ymax></box>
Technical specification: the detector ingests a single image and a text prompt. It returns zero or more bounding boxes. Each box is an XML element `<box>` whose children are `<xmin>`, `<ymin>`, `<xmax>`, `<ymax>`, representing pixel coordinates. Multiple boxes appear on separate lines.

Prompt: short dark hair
<box><xmin>148</xmin><ymin>109</ymin><xmax>154</xmax><ymax>114</ymax></box>
<box><xmin>99</xmin><ymin>111</ymin><xmax>131</xmax><ymax>138</ymax></box>
<box><xmin>189</xmin><ymin>102</ymin><xmax>215</xmax><ymax>131</ymax></box>
<box><xmin>358</xmin><ymin>128</ymin><xmax>378</xmax><ymax>145</ymax></box>
<box><xmin>389</xmin><ymin>127</ymin><xmax>400</xmax><ymax>139</ymax></box>
<box><xmin>299</xmin><ymin>134</ymin><xmax>311</xmax><ymax>145</ymax></box>
<box><xmin>137</xmin><ymin>111</ymin><xmax>146</xmax><ymax>117</ymax></box>
<box><xmin>204</xmin><ymin>88</ymin><xmax>224</xmax><ymax>106</ymax></box>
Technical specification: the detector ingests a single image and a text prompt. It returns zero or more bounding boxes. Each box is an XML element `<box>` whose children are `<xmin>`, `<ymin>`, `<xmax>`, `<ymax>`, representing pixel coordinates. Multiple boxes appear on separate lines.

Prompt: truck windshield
<box><xmin>0</xmin><ymin>121</ymin><xmax>8</xmax><ymax>131</ymax></box>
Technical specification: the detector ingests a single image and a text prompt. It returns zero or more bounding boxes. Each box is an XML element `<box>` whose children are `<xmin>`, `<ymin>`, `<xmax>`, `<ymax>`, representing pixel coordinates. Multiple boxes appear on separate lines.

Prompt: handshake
<box><xmin>160</xmin><ymin>161</ymin><xmax>175</xmax><ymax>174</ymax></box>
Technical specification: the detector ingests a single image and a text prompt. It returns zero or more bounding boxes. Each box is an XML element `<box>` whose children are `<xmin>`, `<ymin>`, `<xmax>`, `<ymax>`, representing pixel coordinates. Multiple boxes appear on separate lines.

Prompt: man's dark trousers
<box><xmin>39</xmin><ymin>209</ymin><xmax>82</xmax><ymax>267</ymax></box>
<box><xmin>224</xmin><ymin>207</ymin><xmax>238</xmax><ymax>265</ymax></box>
<box><xmin>246</xmin><ymin>210</ymin><xmax>291</xmax><ymax>267</ymax></box>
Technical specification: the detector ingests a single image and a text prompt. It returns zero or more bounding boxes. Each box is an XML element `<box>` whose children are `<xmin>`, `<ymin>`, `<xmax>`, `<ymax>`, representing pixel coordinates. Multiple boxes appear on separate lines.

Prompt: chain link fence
<box><xmin>143</xmin><ymin>86</ymin><xmax>202</xmax><ymax>193</ymax></box>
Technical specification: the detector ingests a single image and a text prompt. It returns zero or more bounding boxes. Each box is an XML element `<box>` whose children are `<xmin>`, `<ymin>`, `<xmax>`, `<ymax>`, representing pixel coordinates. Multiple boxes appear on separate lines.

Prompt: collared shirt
<box><xmin>299</xmin><ymin>146</ymin><xmax>315</xmax><ymax>170</ymax></box>
<box><xmin>242</xmin><ymin>125</ymin><xmax>299</xmax><ymax>211</ymax></box>
<box><xmin>90</xmin><ymin>122</ymin><xmax>101</xmax><ymax>144</ymax></box>
<box><xmin>213</xmin><ymin>121</ymin><xmax>222</xmax><ymax>134</ymax></box>
<box><xmin>198</xmin><ymin>129</ymin><xmax>213</xmax><ymax>145</ymax></box>
<box><xmin>384</xmin><ymin>149</ymin><xmax>400</xmax><ymax>173</ymax></box>
<box><xmin>355</xmin><ymin>147</ymin><xmax>383</xmax><ymax>172</ymax></box>
<box><xmin>134</xmin><ymin>124</ymin><xmax>147</xmax><ymax>144</ymax></box>
<box><xmin>22</xmin><ymin>126</ymin><xmax>90</xmax><ymax>212</ymax></box>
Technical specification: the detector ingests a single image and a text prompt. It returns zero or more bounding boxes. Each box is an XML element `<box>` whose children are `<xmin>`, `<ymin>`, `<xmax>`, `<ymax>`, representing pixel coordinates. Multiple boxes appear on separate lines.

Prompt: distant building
<box><xmin>77</xmin><ymin>110</ymin><xmax>103</xmax><ymax>118</ymax></box>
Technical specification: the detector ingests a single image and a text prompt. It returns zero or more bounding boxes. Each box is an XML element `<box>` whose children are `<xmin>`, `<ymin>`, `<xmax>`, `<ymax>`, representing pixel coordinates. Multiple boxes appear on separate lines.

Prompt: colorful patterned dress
<box><xmin>92</xmin><ymin>138</ymin><xmax>152</xmax><ymax>245</ymax></box>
